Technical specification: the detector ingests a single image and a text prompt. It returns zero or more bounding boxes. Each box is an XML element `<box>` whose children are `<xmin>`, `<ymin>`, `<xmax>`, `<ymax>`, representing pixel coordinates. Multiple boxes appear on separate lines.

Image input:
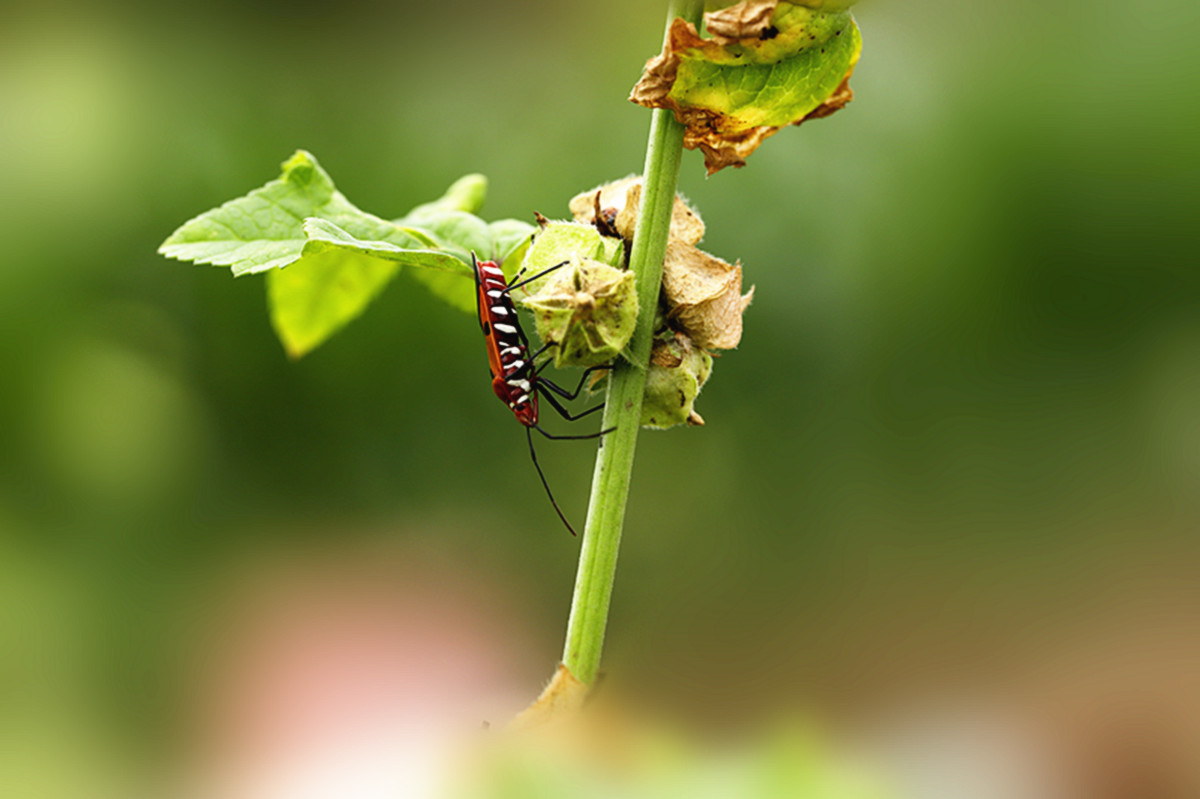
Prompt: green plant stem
<box><xmin>561</xmin><ymin>0</ymin><xmax>704</xmax><ymax>686</ymax></box>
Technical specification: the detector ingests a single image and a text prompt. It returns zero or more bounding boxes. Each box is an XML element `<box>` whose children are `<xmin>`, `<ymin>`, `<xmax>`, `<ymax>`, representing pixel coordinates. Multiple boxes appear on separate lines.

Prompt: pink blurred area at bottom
<box><xmin>177</xmin><ymin>539</ymin><xmax>537</xmax><ymax>799</ymax></box>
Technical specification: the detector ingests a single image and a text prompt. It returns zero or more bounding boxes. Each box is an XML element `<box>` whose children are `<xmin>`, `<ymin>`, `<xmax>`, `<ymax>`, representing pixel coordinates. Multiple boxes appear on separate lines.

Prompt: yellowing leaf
<box><xmin>630</xmin><ymin>1</ymin><xmax>862</xmax><ymax>174</ymax></box>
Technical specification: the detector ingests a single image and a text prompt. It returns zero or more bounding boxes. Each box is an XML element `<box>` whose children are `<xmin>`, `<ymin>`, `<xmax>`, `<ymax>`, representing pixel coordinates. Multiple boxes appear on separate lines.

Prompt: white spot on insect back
<box><xmin>486</xmin><ymin>289</ymin><xmax>503</xmax><ymax>299</ymax></box>
<box><xmin>491</xmin><ymin>306</ymin><xmax>509</xmax><ymax>316</ymax></box>
<box><xmin>493</xmin><ymin>323</ymin><xmax>517</xmax><ymax>334</ymax></box>
<box><xmin>506</xmin><ymin>360</ymin><xmax>525</xmax><ymax>372</ymax></box>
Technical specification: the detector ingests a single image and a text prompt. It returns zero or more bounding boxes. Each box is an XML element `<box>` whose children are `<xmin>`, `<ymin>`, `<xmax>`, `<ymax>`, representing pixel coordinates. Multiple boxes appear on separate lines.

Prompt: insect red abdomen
<box><xmin>474</xmin><ymin>257</ymin><xmax>539</xmax><ymax>427</ymax></box>
<box><xmin>470</xmin><ymin>253</ymin><xmax>612</xmax><ymax>536</ymax></box>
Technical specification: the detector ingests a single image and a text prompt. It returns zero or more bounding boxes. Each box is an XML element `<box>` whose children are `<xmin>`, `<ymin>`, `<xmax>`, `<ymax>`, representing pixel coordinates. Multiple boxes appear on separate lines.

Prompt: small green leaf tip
<box><xmin>280</xmin><ymin>149</ymin><xmax>318</xmax><ymax>181</ymax></box>
<box><xmin>400</xmin><ymin>173</ymin><xmax>489</xmax><ymax>220</ymax></box>
<box><xmin>630</xmin><ymin>0</ymin><xmax>862</xmax><ymax>173</ymax></box>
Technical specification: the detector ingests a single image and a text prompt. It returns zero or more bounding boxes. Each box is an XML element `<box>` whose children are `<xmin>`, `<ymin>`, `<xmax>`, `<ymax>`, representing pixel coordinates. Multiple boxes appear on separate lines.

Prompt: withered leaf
<box><xmin>630</xmin><ymin>0</ymin><xmax>863</xmax><ymax>174</ymax></box>
<box><xmin>662</xmin><ymin>241</ymin><xmax>754</xmax><ymax>351</ymax></box>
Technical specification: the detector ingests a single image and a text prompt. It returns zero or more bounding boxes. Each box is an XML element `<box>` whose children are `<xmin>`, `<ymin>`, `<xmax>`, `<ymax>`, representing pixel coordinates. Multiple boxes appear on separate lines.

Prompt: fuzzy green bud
<box><xmin>519</xmin><ymin>219</ymin><xmax>624</xmax><ymax>296</ymax></box>
<box><xmin>641</xmin><ymin>333</ymin><xmax>713</xmax><ymax>429</ymax></box>
<box><xmin>521</xmin><ymin>255</ymin><xmax>638</xmax><ymax>369</ymax></box>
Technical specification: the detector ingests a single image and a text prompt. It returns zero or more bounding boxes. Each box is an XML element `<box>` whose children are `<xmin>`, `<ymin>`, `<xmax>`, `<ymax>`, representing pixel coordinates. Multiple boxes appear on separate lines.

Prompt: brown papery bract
<box><xmin>569</xmin><ymin>178</ymin><xmax>750</xmax><ymax>352</ymax></box>
<box><xmin>663</xmin><ymin>241</ymin><xmax>754</xmax><ymax>351</ymax></box>
<box><xmin>569</xmin><ymin>179</ymin><xmax>705</xmax><ymax>247</ymax></box>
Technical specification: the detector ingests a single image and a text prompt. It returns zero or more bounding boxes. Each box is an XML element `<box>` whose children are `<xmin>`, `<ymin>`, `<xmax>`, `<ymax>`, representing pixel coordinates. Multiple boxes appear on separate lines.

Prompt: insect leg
<box><xmin>525</xmin><ymin>426</ymin><xmax>577</xmax><ymax>536</ymax></box>
<box><xmin>538</xmin><ymin>364</ymin><xmax>613</xmax><ymax>399</ymax></box>
<box><xmin>532</xmin><ymin>422</ymin><xmax>615</xmax><ymax>441</ymax></box>
<box><xmin>538</xmin><ymin>389</ymin><xmax>608</xmax><ymax>424</ymax></box>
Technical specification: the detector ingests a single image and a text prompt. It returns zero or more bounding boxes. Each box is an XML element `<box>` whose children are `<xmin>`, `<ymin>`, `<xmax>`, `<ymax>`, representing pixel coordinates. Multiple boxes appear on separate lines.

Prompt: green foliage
<box><xmin>158</xmin><ymin>151</ymin><xmax>407</xmax><ymax>276</ymax></box>
<box><xmin>159</xmin><ymin>151</ymin><xmax>534</xmax><ymax>357</ymax></box>
<box><xmin>451</xmin><ymin>721</ymin><xmax>891</xmax><ymax>799</ymax></box>
<box><xmin>630</xmin><ymin>1</ymin><xmax>863</xmax><ymax>172</ymax></box>
<box><xmin>401</xmin><ymin>210</ymin><xmax>535</xmax><ymax>314</ymax></box>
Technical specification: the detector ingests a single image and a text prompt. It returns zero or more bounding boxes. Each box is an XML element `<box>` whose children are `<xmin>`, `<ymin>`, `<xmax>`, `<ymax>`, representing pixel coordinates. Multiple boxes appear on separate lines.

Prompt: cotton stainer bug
<box><xmin>472</xmin><ymin>253</ymin><xmax>612</xmax><ymax>535</ymax></box>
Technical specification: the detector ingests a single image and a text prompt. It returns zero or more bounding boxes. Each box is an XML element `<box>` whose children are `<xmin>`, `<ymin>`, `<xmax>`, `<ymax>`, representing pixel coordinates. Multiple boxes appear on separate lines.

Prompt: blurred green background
<box><xmin>2</xmin><ymin>0</ymin><xmax>1198</xmax><ymax>796</ymax></box>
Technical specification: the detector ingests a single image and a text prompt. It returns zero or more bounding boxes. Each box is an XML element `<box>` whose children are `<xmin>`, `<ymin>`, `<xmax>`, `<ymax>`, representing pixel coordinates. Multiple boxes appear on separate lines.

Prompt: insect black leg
<box><xmin>538</xmin><ymin>364</ymin><xmax>613</xmax><ymax>400</ymax></box>
<box><xmin>538</xmin><ymin>389</ymin><xmax>609</xmax><ymax>425</ymax></box>
<box><xmin>526</xmin><ymin>426</ymin><xmax>577</xmax><ymax>536</ymax></box>
<box><xmin>533</xmin><ymin>422</ymin><xmax>615</xmax><ymax>441</ymax></box>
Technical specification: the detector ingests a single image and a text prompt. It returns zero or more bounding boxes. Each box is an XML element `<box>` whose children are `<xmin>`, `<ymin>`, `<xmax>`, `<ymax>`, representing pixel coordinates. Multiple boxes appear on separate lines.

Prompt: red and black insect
<box><xmin>472</xmin><ymin>253</ymin><xmax>611</xmax><ymax>535</ymax></box>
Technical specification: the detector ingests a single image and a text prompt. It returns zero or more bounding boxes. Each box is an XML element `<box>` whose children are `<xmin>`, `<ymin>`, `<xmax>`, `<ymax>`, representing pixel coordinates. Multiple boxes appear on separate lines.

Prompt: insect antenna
<box><xmin>504</xmin><ymin>259</ymin><xmax>571</xmax><ymax>295</ymax></box>
<box><xmin>526</xmin><ymin>426</ymin><xmax>578</xmax><ymax>536</ymax></box>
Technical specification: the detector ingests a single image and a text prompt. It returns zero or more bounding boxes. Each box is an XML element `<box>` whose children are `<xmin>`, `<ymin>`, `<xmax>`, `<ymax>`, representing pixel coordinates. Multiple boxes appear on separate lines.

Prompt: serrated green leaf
<box><xmin>401</xmin><ymin>211</ymin><xmax>536</xmax><ymax>312</ymax></box>
<box><xmin>161</xmin><ymin>149</ymin><xmax>536</xmax><ymax>355</ymax></box>
<box><xmin>158</xmin><ymin>150</ymin><xmax>415</xmax><ymax>276</ymax></box>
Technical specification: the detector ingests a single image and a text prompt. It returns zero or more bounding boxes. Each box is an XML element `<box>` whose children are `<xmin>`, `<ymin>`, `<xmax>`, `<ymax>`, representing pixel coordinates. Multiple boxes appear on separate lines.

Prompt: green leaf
<box><xmin>400</xmin><ymin>211</ymin><xmax>536</xmax><ymax>312</ymax></box>
<box><xmin>400</xmin><ymin>173</ymin><xmax>488</xmax><ymax>218</ymax></box>
<box><xmin>161</xmin><ymin>149</ymin><xmax>534</xmax><ymax>354</ymax></box>
<box><xmin>489</xmin><ymin>218</ymin><xmax>538</xmax><ymax>267</ymax></box>
<box><xmin>266</xmin><ymin>251</ymin><xmax>399</xmax><ymax>360</ymax></box>
<box><xmin>158</xmin><ymin>150</ymin><xmax>415</xmax><ymax>276</ymax></box>
<box><xmin>301</xmin><ymin>218</ymin><xmax>468</xmax><ymax>274</ymax></box>
<box><xmin>265</xmin><ymin>219</ymin><xmax>475</xmax><ymax>358</ymax></box>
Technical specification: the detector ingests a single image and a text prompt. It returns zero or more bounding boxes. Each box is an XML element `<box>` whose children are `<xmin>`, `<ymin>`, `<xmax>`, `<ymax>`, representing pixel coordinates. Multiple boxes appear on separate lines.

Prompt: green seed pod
<box><xmin>519</xmin><ymin>220</ymin><xmax>624</xmax><ymax>297</ymax></box>
<box><xmin>521</xmin><ymin>255</ymin><xmax>638</xmax><ymax>369</ymax></box>
<box><xmin>641</xmin><ymin>333</ymin><xmax>713</xmax><ymax>429</ymax></box>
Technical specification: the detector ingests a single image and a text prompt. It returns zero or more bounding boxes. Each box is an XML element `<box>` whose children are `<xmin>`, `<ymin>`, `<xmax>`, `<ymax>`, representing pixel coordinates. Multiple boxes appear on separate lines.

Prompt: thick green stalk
<box><xmin>561</xmin><ymin>0</ymin><xmax>704</xmax><ymax>686</ymax></box>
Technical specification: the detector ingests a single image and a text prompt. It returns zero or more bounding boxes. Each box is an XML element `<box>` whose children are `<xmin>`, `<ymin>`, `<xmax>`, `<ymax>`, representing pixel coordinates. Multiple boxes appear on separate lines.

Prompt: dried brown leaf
<box><xmin>663</xmin><ymin>241</ymin><xmax>754</xmax><ymax>350</ymax></box>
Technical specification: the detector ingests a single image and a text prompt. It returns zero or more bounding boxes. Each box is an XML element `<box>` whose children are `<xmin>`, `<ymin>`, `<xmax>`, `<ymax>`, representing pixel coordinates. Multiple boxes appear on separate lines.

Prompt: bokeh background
<box><xmin>2</xmin><ymin>0</ymin><xmax>1198</xmax><ymax>796</ymax></box>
